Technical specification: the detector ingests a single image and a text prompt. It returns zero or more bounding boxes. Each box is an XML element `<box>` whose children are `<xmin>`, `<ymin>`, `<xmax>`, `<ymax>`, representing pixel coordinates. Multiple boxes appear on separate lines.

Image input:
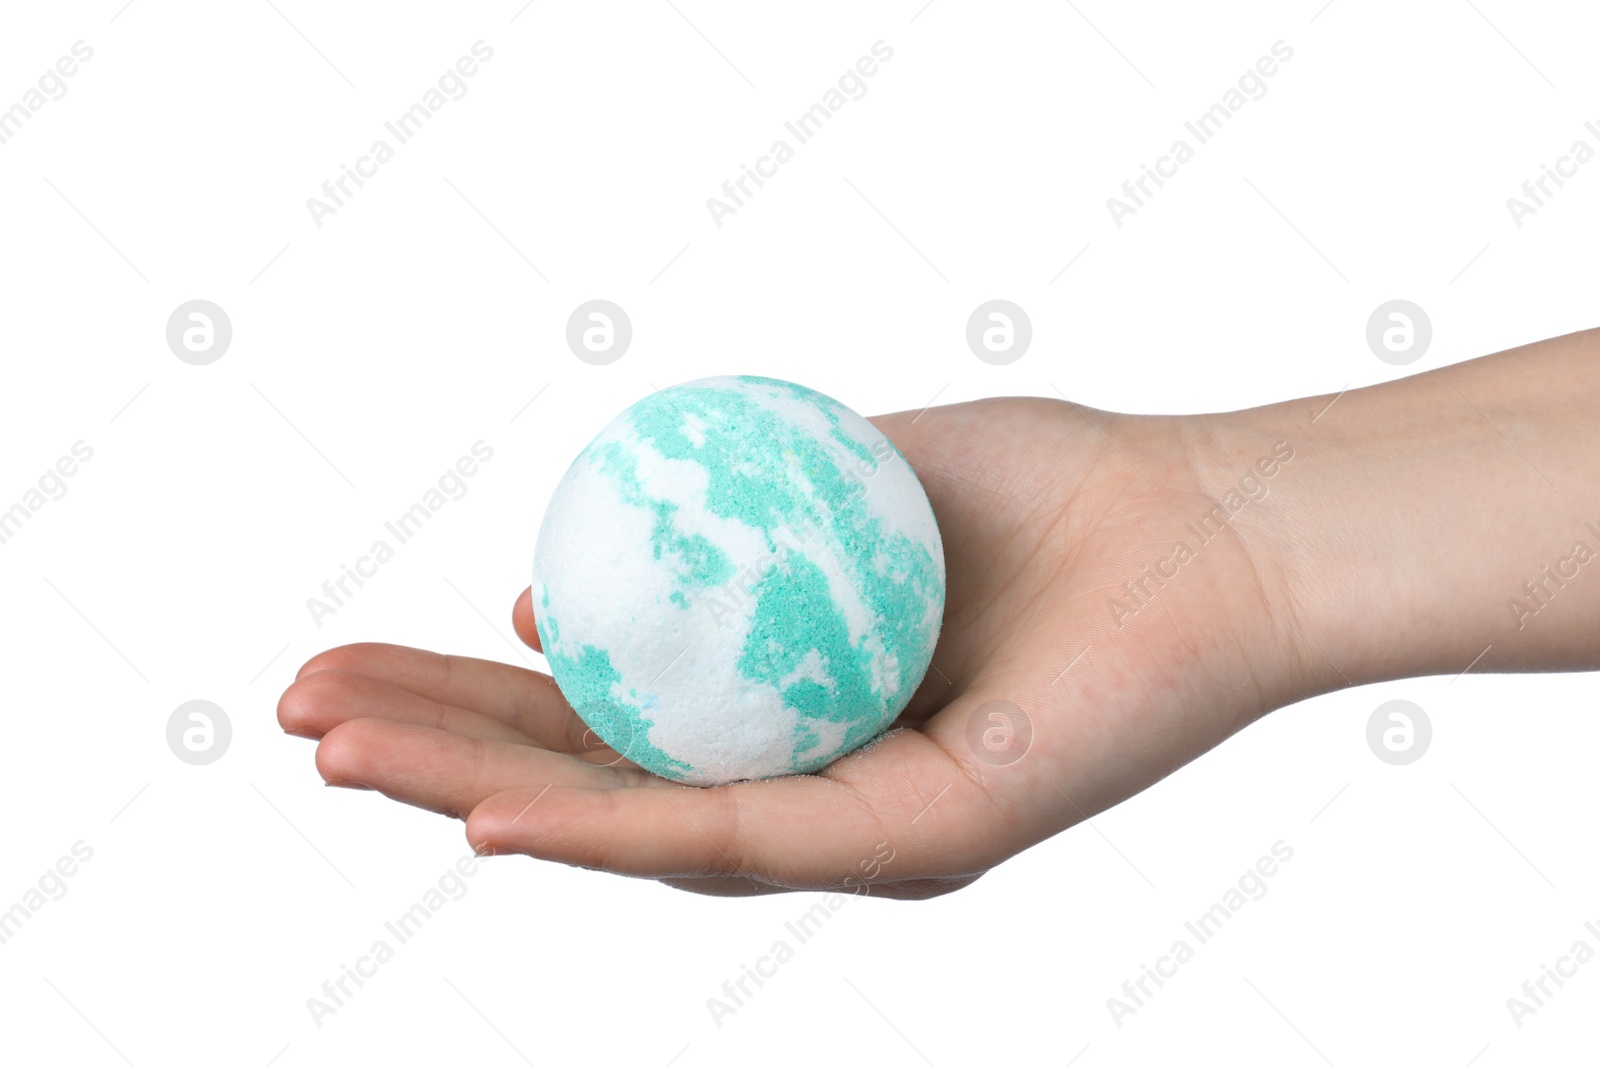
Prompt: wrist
<box><xmin>1218</xmin><ymin>338</ymin><xmax>1600</xmax><ymax>695</ymax></box>
<box><xmin>1170</xmin><ymin>410</ymin><xmax>1331</xmax><ymax>710</ymax></box>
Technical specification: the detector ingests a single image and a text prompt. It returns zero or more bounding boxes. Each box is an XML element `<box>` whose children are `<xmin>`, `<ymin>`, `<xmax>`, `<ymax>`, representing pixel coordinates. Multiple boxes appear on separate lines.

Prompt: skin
<box><xmin>279</xmin><ymin>327</ymin><xmax>1600</xmax><ymax>900</ymax></box>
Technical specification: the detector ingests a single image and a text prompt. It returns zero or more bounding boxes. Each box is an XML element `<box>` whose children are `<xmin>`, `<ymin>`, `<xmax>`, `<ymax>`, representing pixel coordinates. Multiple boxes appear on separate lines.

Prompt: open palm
<box><xmin>279</xmin><ymin>397</ymin><xmax>1298</xmax><ymax>898</ymax></box>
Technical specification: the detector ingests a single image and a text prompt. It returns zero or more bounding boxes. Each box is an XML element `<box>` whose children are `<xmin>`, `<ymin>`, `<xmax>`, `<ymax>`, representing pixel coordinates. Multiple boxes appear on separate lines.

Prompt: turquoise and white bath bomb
<box><xmin>532</xmin><ymin>375</ymin><xmax>945</xmax><ymax>786</ymax></box>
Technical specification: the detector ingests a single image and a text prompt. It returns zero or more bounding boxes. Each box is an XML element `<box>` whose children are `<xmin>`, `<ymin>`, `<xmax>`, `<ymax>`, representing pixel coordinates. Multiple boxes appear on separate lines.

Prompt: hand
<box><xmin>278</xmin><ymin>395</ymin><xmax>1305</xmax><ymax>898</ymax></box>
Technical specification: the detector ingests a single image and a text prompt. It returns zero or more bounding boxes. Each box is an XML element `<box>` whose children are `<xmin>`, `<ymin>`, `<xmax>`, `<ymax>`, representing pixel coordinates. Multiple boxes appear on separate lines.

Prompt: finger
<box><xmin>295</xmin><ymin>643</ymin><xmax>588</xmax><ymax>752</ymax></box>
<box><xmin>465</xmin><ymin>729</ymin><xmax>1001</xmax><ymax>888</ymax></box>
<box><xmin>657</xmin><ymin>874</ymin><xmax>982</xmax><ymax>899</ymax></box>
<box><xmin>858</xmin><ymin>875</ymin><xmax>985</xmax><ymax>900</ymax></box>
<box><xmin>279</xmin><ymin>669</ymin><xmax>535</xmax><ymax>746</ymax></box>
<box><xmin>512</xmin><ymin>587</ymin><xmax>541</xmax><ymax>652</ymax></box>
<box><xmin>658</xmin><ymin>877</ymin><xmax>790</xmax><ymax>897</ymax></box>
<box><xmin>315</xmin><ymin>718</ymin><xmax>641</xmax><ymax>819</ymax></box>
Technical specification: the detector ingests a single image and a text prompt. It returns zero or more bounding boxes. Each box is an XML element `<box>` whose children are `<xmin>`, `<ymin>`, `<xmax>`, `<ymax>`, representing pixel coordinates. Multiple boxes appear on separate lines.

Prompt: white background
<box><xmin>1</xmin><ymin>1</ymin><xmax>1597</xmax><ymax>1064</ymax></box>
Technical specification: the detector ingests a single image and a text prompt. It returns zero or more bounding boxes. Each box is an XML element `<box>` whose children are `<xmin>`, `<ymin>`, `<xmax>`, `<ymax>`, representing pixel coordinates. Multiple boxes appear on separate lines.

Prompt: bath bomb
<box><xmin>532</xmin><ymin>375</ymin><xmax>945</xmax><ymax>786</ymax></box>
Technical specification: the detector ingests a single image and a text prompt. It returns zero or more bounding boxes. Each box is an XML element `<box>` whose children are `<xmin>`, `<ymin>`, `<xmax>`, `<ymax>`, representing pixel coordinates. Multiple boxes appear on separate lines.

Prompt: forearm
<box><xmin>1225</xmin><ymin>328</ymin><xmax>1600</xmax><ymax>695</ymax></box>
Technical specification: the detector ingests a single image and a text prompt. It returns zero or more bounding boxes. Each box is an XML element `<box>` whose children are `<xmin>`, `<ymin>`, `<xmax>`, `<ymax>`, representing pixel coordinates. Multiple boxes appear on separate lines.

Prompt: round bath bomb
<box><xmin>532</xmin><ymin>375</ymin><xmax>945</xmax><ymax>786</ymax></box>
